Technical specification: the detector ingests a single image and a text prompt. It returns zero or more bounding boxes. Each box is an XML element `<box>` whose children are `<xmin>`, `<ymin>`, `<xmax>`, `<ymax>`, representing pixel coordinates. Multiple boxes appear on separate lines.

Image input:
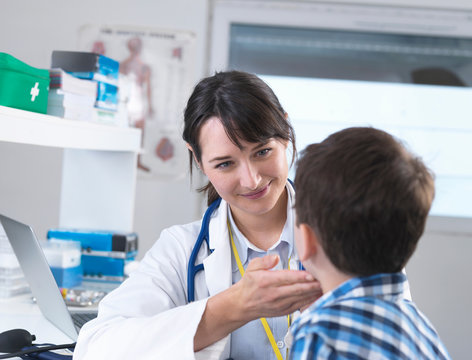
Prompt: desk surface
<box><xmin>0</xmin><ymin>281</ymin><xmax>118</xmax><ymax>358</ymax></box>
<box><xmin>0</xmin><ymin>294</ymin><xmax>77</xmax><ymax>358</ymax></box>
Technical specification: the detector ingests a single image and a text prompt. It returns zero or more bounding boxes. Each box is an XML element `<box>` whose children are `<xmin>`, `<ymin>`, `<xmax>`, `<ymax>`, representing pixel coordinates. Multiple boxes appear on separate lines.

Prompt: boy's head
<box><xmin>294</xmin><ymin>127</ymin><xmax>435</xmax><ymax>277</ymax></box>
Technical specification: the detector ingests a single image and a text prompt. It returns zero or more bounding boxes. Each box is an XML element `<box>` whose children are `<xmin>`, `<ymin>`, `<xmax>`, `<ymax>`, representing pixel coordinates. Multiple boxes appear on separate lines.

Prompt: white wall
<box><xmin>407</xmin><ymin>226</ymin><xmax>472</xmax><ymax>360</ymax></box>
<box><xmin>0</xmin><ymin>0</ymin><xmax>209</xmax><ymax>255</ymax></box>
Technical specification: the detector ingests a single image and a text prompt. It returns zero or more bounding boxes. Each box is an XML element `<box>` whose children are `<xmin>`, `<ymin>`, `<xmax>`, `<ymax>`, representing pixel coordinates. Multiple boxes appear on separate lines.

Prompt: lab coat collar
<box><xmin>203</xmin><ymin>199</ymin><xmax>232</xmax><ymax>297</ymax></box>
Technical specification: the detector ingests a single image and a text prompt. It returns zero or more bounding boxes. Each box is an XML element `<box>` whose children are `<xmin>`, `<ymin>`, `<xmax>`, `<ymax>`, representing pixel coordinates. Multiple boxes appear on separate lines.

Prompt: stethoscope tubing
<box><xmin>187</xmin><ymin>197</ymin><xmax>221</xmax><ymax>302</ymax></box>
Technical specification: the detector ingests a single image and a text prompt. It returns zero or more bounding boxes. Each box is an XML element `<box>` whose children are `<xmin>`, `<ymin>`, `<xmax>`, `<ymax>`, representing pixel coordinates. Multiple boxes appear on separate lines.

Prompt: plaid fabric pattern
<box><xmin>290</xmin><ymin>273</ymin><xmax>451</xmax><ymax>360</ymax></box>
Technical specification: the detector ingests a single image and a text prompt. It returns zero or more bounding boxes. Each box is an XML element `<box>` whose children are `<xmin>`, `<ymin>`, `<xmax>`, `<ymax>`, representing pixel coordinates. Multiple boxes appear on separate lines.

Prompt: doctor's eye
<box><xmin>256</xmin><ymin>148</ymin><xmax>271</xmax><ymax>157</ymax></box>
<box><xmin>216</xmin><ymin>161</ymin><xmax>231</xmax><ymax>169</ymax></box>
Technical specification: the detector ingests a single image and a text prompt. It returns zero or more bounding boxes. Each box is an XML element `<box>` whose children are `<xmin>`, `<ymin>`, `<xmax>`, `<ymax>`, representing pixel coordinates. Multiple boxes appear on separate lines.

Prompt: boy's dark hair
<box><xmin>182</xmin><ymin>70</ymin><xmax>296</xmax><ymax>205</ymax></box>
<box><xmin>294</xmin><ymin>127</ymin><xmax>435</xmax><ymax>276</ymax></box>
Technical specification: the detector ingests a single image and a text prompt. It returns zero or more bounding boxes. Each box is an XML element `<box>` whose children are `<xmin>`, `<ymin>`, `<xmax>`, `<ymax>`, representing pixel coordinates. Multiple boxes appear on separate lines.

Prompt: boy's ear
<box><xmin>298</xmin><ymin>223</ymin><xmax>319</xmax><ymax>262</ymax></box>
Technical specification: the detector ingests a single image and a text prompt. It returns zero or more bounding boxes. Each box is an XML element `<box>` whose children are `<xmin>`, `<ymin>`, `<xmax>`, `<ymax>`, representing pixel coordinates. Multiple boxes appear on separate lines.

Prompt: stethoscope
<box><xmin>187</xmin><ymin>197</ymin><xmax>221</xmax><ymax>302</ymax></box>
<box><xmin>187</xmin><ymin>181</ymin><xmax>302</xmax><ymax>302</ymax></box>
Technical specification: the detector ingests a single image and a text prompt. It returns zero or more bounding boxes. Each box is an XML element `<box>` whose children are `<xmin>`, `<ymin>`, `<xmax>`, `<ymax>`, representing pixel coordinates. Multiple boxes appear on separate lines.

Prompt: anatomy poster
<box><xmin>78</xmin><ymin>24</ymin><xmax>196</xmax><ymax>179</ymax></box>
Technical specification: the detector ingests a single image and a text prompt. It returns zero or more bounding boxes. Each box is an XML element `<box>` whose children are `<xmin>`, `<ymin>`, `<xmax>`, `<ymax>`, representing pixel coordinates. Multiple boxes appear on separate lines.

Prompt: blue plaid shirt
<box><xmin>289</xmin><ymin>272</ymin><xmax>451</xmax><ymax>360</ymax></box>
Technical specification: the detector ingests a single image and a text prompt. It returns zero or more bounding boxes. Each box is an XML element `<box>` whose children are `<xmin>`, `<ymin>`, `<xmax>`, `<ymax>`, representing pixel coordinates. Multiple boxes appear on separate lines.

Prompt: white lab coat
<box><xmin>74</xmin><ymin>185</ymin><xmax>297</xmax><ymax>360</ymax></box>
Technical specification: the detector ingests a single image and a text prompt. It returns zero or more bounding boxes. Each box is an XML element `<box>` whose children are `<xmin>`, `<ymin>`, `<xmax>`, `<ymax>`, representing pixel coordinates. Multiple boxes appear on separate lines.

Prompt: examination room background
<box><xmin>0</xmin><ymin>1</ymin><xmax>470</xmax><ymax>359</ymax></box>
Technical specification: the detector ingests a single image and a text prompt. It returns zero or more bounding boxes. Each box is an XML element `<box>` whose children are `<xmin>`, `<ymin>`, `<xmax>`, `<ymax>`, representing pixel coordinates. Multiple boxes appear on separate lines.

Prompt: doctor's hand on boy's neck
<box><xmin>194</xmin><ymin>251</ymin><xmax>321</xmax><ymax>352</ymax></box>
<box><xmin>295</xmin><ymin>220</ymin><xmax>352</xmax><ymax>297</ymax></box>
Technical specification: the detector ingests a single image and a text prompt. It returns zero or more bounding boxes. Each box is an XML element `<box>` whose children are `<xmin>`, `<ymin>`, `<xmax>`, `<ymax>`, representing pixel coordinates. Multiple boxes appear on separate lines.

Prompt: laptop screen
<box><xmin>0</xmin><ymin>214</ymin><xmax>78</xmax><ymax>340</ymax></box>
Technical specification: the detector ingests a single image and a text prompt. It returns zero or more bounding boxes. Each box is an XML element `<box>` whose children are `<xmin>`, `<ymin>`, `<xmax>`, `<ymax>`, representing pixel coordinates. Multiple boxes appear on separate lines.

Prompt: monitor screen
<box><xmin>260</xmin><ymin>74</ymin><xmax>472</xmax><ymax>219</ymax></box>
<box><xmin>226</xmin><ymin>22</ymin><xmax>472</xmax><ymax>219</ymax></box>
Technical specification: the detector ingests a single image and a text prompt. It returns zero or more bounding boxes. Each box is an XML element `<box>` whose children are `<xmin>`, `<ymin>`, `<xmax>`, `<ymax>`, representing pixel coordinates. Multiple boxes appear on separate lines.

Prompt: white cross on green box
<box><xmin>0</xmin><ymin>53</ymin><xmax>50</xmax><ymax>114</ymax></box>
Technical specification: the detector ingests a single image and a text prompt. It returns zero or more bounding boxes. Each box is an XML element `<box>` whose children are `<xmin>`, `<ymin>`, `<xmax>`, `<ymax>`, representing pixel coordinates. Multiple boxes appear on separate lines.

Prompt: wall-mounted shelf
<box><xmin>0</xmin><ymin>105</ymin><xmax>141</xmax><ymax>152</ymax></box>
<box><xmin>0</xmin><ymin>105</ymin><xmax>140</xmax><ymax>233</ymax></box>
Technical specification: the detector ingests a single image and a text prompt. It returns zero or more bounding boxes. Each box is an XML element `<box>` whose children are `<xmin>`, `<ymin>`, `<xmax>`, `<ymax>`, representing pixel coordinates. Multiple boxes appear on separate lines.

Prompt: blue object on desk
<box><xmin>21</xmin><ymin>347</ymin><xmax>73</xmax><ymax>359</ymax></box>
<box><xmin>42</xmin><ymin>240</ymin><xmax>83</xmax><ymax>289</ymax></box>
<box><xmin>47</xmin><ymin>229</ymin><xmax>138</xmax><ymax>282</ymax></box>
<box><xmin>82</xmin><ymin>255</ymin><xmax>133</xmax><ymax>280</ymax></box>
<box><xmin>49</xmin><ymin>266</ymin><xmax>82</xmax><ymax>289</ymax></box>
<box><xmin>47</xmin><ymin>229</ymin><xmax>138</xmax><ymax>254</ymax></box>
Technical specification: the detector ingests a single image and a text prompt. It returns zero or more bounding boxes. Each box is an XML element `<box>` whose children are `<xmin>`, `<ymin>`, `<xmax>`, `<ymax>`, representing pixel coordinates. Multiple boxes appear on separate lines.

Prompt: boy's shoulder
<box><xmin>290</xmin><ymin>274</ymin><xmax>451</xmax><ymax>360</ymax></box>
<box><xmin>293</xmin><ymin>293</ymin><xmax>405</xmax><ymax>338</ymax></box>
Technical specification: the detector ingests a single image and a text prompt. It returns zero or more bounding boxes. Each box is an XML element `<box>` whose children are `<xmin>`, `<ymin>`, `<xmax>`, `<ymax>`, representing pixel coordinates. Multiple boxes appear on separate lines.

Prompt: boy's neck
<box><xmin>320</xmin><ymin>271</ymin><xmax>353</xmax><ymax>294</ymax></box>
<box><xmin>311</xmin><ymin>258</ymin><xmax>354</xmax><ymax>295</ymax></box>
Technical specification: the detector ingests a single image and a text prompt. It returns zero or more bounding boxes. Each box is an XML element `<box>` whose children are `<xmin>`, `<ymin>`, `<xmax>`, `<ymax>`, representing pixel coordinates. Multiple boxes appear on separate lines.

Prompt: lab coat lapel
<box><xmin>203</xmin><ymin>200</ymin><xmax>232</xmax><ymax>296</ymax></box>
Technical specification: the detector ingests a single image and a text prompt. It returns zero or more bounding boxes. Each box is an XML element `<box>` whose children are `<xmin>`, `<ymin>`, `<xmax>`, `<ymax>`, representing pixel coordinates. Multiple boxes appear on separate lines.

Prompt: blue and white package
<box><xmin>51</xmin><ymin>51</ymin><xmax>119</xmax><ymax>86</ymax></box>
<box><xmin>42</xmin><ymin>240</ymin><xmax>82</xmax><ymax>288</ymax></box>
<box><xmin>95</xmin><ymin>82</ymin><xmax>118</xmax><ymax>111</ymax></box>
<box><xmin>47</xmin><ymin>229</ymin><xmax>138</xmax><ymax>282</ymax></box>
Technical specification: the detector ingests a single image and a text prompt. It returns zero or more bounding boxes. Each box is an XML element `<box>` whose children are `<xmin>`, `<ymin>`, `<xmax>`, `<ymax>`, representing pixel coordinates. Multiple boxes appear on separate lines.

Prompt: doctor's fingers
<box><xmin>255</xmin><ymin>284</ymin><xmax>322</xmax><ymax>317</ymax></box>
<box><xmin>272</xmin><ymin>280</ymin><xmax>321</xmax><ymax>308</ymax></box>
<box><xmin>246</xmin><ymin>254</ymin><xmax>280</xmax><ymax>272</ymax></box>
<box><xmin>278</xmin><ymin>280</ymin><xmax>322</xmax><ymax>302</ymax></box>
<box><xmin>251</xmin><ymin>269</ymin><xmax>317</xmax><ymax>288</ymax></box>
<box><xmin>258</xmin><ymin>278</ymin><xmax>321</xmax><ymax>306</ymax></box>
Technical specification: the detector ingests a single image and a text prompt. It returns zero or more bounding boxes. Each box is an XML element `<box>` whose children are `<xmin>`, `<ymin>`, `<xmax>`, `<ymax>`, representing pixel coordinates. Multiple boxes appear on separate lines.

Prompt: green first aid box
<box><xmin>0</xmin><ymin>52</ymin><xmax>49</xmax><ymax>114</ymax></box>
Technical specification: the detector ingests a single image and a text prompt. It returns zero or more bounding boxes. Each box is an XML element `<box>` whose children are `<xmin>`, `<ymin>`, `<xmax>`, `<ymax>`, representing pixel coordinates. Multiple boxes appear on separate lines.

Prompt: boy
<box><xmin>290</xmin><ymin>127</ymin><xmax>451</xmax><ymax>359</ymax></box>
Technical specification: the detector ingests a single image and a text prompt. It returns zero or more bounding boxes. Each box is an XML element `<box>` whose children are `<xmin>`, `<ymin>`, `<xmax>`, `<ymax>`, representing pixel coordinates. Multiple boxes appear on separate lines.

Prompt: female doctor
<box><xmin>73</xmin><ymin>71</ymin><xmax>321</xmax><ymax>360</ymax></box>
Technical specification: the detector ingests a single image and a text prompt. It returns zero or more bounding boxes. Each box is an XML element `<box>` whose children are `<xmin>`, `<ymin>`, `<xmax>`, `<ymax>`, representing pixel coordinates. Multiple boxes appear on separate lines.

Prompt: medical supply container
<box><xmin>0</xmin><ymin>52</ymin><xmax>50</xmax><ymax>113</ymax></box>
<box><xmin>42</xmin><ymin>239</ymin><xmax>83</xmax><ymax>289</ymax></box>
<box><xmin>47</xmin><ymin>229</ymin><xmax>138</xmax><ymax>283</ymax></box>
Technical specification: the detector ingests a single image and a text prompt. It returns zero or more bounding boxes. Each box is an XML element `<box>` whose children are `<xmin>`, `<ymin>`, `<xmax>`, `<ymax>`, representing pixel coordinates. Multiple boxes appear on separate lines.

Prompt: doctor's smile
<box><xmin>240</xmin><ymin>182</ymin><xmax>270</xmax><ymax>200</ymax></box>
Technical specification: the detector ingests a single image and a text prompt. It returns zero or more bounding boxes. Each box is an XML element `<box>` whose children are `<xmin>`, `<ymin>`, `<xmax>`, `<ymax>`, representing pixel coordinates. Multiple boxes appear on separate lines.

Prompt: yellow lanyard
<box><xmin>228</xmin><ymin>220</ymin><xmax>290</xmax><ymax>360</ymax></box>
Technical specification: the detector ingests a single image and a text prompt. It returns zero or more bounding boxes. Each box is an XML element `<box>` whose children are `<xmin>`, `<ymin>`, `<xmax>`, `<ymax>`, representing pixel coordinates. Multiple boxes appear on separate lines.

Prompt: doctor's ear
<box><xmin>186</xmin><ymin>143</ymin><xmax>203</xmax><ymax>172</ymax></box>
<box><xmin>297</xmin><ymin>223</ymin><xmax>319</xmax><ymax>262</ymax></box>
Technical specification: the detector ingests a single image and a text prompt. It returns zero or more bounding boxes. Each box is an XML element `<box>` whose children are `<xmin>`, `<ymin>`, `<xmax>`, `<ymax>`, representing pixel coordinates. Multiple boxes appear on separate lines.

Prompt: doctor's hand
<box><xmin>194</xmin><ymin>255</ymin><xmax>321</xmax><ymax>352</ymax></box>
<box><xmin>232</xmin><ymin>255</ymin><xmax>321</xmax><ymax>322</ymax></box>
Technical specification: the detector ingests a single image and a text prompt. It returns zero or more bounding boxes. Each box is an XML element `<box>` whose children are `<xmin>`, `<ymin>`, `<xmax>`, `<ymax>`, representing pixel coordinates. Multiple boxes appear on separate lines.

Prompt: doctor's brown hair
<box><xmin>182</xmin><ymin>70</ymin><xmax>296</xmax><ymax>205</ymax></box>
<box><xmin>294</xmin><ymin>127</ymin><xmax>435</xmax><ymax>276</ymax></box>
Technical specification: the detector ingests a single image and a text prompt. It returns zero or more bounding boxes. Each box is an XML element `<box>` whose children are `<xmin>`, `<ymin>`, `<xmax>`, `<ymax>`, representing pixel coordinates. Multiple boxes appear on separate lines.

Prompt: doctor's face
<box><xmin>198</xmin><ymin>117</ymin><xmax>289</xmax><ymax>219</ymax></box>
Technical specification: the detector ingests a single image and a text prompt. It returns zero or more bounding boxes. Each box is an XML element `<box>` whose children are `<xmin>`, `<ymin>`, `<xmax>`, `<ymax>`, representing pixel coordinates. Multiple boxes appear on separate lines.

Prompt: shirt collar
<box><xmin>291</xmin><ymin>272</ymin><xmax>412</xmax><ymax>341</ymax></box>
<box><xmin>228</xmin><ymin>183</ymin><xmax>295</xmax><ymax>272</ymax></box>
<box><xmin>311</xmin><ymin>272</ymin><xmax>408</xmax><ymax>311</ymax></box>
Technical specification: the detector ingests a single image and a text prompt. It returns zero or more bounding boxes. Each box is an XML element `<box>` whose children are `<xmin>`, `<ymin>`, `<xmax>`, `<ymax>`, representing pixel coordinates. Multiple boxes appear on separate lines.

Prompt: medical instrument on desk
<box><xmin>0</xmin><ymin>328</ymin><xmax>75</xmax><ymax>359</ymax></box>
<box><xmin>60</xmin><ymin>288</ymin><xmax>106</xmax><ymax>307</ymax></box>
<box><xmin>0</xmin><ymin>329</ymin><xmax>35</xmax><ymax>353</ymax></box>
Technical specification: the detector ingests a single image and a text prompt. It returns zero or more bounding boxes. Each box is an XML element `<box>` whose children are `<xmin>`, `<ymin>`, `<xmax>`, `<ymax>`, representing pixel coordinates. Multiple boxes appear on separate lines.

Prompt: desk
<box><xmin>0</xmin><ymin>294</ymin><xmax>75</xmax><ymax>359</ymax></box>
<box><xmin>0</xmin><ymin>280</ymin><xmax>118</xmax><ymax>358</ymax></box>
